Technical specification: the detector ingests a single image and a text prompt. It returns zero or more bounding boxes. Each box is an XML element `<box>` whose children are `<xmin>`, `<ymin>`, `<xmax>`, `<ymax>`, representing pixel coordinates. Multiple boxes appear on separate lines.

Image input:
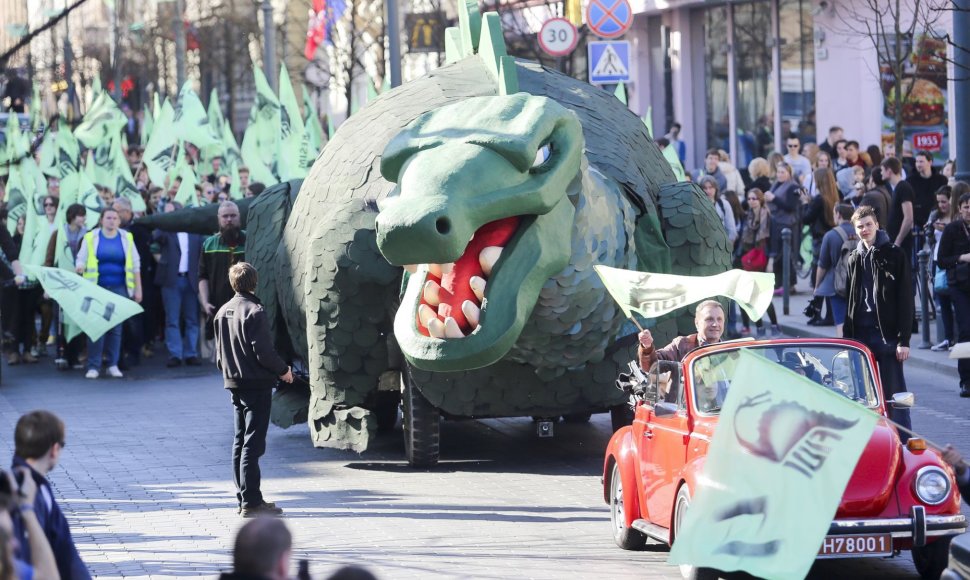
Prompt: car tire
<box><xmin>402</xmin><ymin>365</ymin><xmax>440</xmax><ymax>468</ymax></box>
<box><xmin>673</xmin><ymin>486</ymin><xmax>721</xmax><ymax>580</ymax></box>
<box><xmin>913</xmin><ymin>536</ymin><xmax>953</xmax><ymax>580</ymax></box>
<box><xmin>609</xmin><ymin>462</ymin><xmax>648</xmax><ymax>550</ymax></box>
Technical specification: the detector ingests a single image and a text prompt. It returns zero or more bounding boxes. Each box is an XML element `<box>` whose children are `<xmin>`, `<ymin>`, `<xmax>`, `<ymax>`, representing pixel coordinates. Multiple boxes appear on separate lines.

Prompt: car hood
<box><xmin>837</xmin><ymin>419</ymin><xmax>900</xmax><ymax>517</ymax></box>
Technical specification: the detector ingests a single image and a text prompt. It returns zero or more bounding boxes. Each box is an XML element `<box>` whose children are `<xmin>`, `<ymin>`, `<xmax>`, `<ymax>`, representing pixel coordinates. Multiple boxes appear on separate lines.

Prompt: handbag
<box><xmin>935</xmin><ymin>268</ymin><xmax>949</xmax><ymax>294</ymax></box>
<box><xmin>741</xmin><ymin>247</ymin><xmax>768</xmax><ymax>272</ymax></box>
<box><xmin>947</xmin><ymin>263</ymin><xmax>970</xmax><ymax>291</ymax></box>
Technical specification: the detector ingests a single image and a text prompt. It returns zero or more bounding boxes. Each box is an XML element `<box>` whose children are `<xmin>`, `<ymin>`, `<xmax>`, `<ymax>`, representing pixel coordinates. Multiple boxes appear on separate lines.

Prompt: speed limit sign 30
<box><xmin>539</xmin><ymin>18</ymin><xmax>579</xmax><ymax>57</ymax></box>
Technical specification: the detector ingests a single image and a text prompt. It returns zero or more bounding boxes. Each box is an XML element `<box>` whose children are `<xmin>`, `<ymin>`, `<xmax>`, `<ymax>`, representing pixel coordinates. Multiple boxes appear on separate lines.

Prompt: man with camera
<box><xmin>11</xmin><ymin>410</ymin><xmax>90</xmax><ymax>579</ymax></box>
<box><xmin>1</xmin><ymin>467</ymin><xmax>61</xmax><ymax>579</ymax></box>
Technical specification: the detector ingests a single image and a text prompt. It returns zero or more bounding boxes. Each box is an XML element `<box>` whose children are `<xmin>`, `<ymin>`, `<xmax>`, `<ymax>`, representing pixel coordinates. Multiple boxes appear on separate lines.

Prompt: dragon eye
<box><xmin>532</xmin><ymin>143</ymin><xmax>552</xmax><ymax>168</ymax></box>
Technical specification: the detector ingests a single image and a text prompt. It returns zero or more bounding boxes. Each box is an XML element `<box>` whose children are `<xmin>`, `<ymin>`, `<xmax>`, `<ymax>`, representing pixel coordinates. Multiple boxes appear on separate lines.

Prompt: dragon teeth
<box><xmin>427</xmin><ymin>263</ymin><xmax>443</xmax><ymax>278</ymax></box>
<box><xmin>423</xmin><ymin>280</ymin><xmax>442</xmax><ymax>306</ymax></box>
<box><xmin>440</xmin><ymin>262</ymin><xmax>455</xmax><ymax>275</ymax></box>
<box><xmin>469</xmin><ymin>276</ymin><xmax>486</xmax><ymax>302</ymax></box>
<box><xmin>479</xmin><ymin>246</ymin><xmax>502</xmax><ymax>277</ymax></box>
<box><xmin>427</xmin><ymin>318</ymin><xmax>446</xmax><ymax>338</ymax></box>
<box><xmin>418</xmin><ymin>304</ymin><xmax>437</xmax><ymax>327</ymax></box>
<box><xmin>462</xmin><ymin>300</ymin><xmax>480</xmax><ymax>328</ymax></box>
<box><xmin>403</xmin><ymin>264</ymin><xmax>418</xmax><ymax>274</ymax></box>
<box><xmin>443</xmin><ymin>316</ymin><xmax>464</xmax><ymax>338</ymax></box>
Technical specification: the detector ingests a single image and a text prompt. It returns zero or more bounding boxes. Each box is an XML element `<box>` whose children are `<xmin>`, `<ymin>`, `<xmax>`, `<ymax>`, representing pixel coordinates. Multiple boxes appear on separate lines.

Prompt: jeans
<box><xmin>87</xmin><ymin>285</ymin><xmax>127</xmax><ymax>371</ymax></box>
<box><xmin>231</xmin><ymin>388</ymin><xmax>272</xmax><ymax>508</ymax></box>
<box><xmin>161</xmin><ymin>276</ymin><xmax>199</xmax><ymax>360</ymax></box>
<box><xmin>856</xmin><ymin>326</ymin><xmax>912</xmax><ymax>442</ymax></box>
<box><xmin>935</xmin><ymin>292</ymin><xmax>957</xmax><ymax>344</ymax></box>
<box><xmin>948</xmin><ymin>289</ymin><xmax>970</xmax><ymax>387</ymax></box>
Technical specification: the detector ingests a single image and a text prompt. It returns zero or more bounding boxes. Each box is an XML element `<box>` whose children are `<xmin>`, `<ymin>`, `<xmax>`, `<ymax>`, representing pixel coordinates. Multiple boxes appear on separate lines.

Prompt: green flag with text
<box><xmin>668</xmin><ymin>349</ymin><xmax>877</xmax><ymax>579</ymax></box>
<box><xmin>74</xmin><ymin>91</ymin><xmax>126</xmax><ymax>149</ymax></box>
<box><xmin>23</xmin><ymin>265</ymin><xmax>143</xmax><ymax>342</ymax></box>
<box><xmin>173</xmin><ymin>82</ymin><xmax>218</xmax><ymax>148</ymax></box>
<box><xmin>593</xmin><ymin>266</ymin><xmax>775</xmax><ymax>321</ymax></box>
<box><xmin>277</xmin><ymin>65</ymin><xmax>308</xmax><ymax>181</ymax></box>
<box><xmin>143</xmin><ymin>99</ymin><xmax>178</xmax><ymax>187</ymax></box>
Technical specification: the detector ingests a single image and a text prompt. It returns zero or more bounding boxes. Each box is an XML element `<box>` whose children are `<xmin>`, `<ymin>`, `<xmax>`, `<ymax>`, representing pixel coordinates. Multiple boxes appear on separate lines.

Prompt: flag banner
<box><xmin>593</xmin><ymin>266</ymin><xmax>775</xmax><ymax>321</ymax></box>
<box><xmin>23</xmin><ymin>265</ymin><xmax>143</xmax><ymax>342</ymax></box>
<box><xmin>303</xmin><ymin>85</ymin><xmax>324</xmax><ymax>160</ymax></box>
<box><xmin>141</xmin><ymin>103</ymin><xmax>153</xmax><ymax>147</ymax></box>
<box><xmin>54</xmin><ymin>128</ymin><xmax>81</xmax><ymax>179</ymax></box>
<box><xmin>173</xmin><ymin>82</ymin><xmax>219</xmax><ymax>148</ymax></box>
<box><xmin>241</xmin><ymin>108</ymin><xmax>278</xmax><ymax>186</ymax></box>
<box><xmin>243</xmin><ymin>65</ymin><xmax>281</xmax><ymax>184</ymax></box>
<box><xmin>74</xmin><ymin>91</ymin><xmax>127</xmax><ymax>149</ymax></box>
<box><xmin>277</xmin><ymin>64</ymin><xmax>308</xmax><ymax>181</ymax></box>
<box><xmin>222</xmin><ymin>121</ymin><xmax>242</xmax><ymax>170</ymax></box>
<box><xmin>201</xmin><ymin>88</ymin><xmax>227</xmax><ymax>168</ymax></box>
<box><xmin>613</xmin><ymin>81</ymin><xmax>626</xmax><ymax>105</ymax></box>
<box><xmin>662</xmin><ymin>144</ymin><xmax>687</xmax><ymax>182</ymax></box>
<box><xmin>143</xmin><ymin>99</ymin><xmax>178</xmax><ymax>187</ymax></box>
<box><xmin>5</xmin><ymin>164</ymin><xmax>27</xmax><ymax>236</ymax></box>
<box><xmin>18</xmin><ymin>158</ymin><xmax>51</xmax><ymax>268</ymax></box>
<box><xmin>174</xmin><ymin>163</ymin><xmax>200</xmax><ymax>208</ymax></box>
<box><xmin>76</xmin><ymin>166</ymin><xmax>103</xmax><ymax>230</ymax></box>
<box><xmin>30</xmin><ymin>83</ymin><xmax>43</xmax><ymax>131</ymax></box>
<box><xmin>641</xmin><ymin>105</ymin><xmax>653</xmax><ymax>137</ymax></box>
<box><xmin>228</xmin><ymin>160</ymin><xmax>242</xmax><ymax>199</ymax></box>
<box><xmin>38</xmin><ymin>129</ymin><xmax>58</xmax><ymax>177</ymax></box>
<box><xmin>153</xmin><ymin>93</ymin><xmax>162</xmax><ymax>122</ymax></box>
<box><xmin>668</xmin><ymin>349</ymin><xmax>878</xmax><ymax>578</ymax></box>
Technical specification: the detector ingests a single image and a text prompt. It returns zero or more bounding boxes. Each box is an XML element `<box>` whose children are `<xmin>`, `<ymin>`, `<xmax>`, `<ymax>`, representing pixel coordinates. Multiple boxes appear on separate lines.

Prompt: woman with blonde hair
<box><xmin>747</xmin><ymin>158</ymin><xmax>772</xmax><ymax>194</ymax></box>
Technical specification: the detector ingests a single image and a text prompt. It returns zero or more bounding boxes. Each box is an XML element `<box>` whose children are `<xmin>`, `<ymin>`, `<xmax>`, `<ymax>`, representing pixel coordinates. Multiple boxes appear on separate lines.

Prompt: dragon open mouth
<box><xmin>410</xmin><ymin>217</ymin><xmax>520</xmax><ymax>339</ymax></box>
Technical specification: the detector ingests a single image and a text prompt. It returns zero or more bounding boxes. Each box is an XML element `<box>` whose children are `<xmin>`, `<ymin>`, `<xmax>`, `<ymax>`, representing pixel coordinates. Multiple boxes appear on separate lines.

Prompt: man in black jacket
<box><xmin>214</xmin><ymin>262</ymin><xmax>293</xmax><ymax>517</ymax></box>
<box><xmin>843</xmin><ymin>205</ymin><xmax>914</xmax><ymax>440</ymax></box>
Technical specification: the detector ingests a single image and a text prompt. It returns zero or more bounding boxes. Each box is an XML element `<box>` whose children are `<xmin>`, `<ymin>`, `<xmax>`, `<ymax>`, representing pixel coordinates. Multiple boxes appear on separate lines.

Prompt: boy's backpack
<box><xmin>833</xmin><ymin>226</ymin><xmax>858</xmax><ymax>298</ymax></box>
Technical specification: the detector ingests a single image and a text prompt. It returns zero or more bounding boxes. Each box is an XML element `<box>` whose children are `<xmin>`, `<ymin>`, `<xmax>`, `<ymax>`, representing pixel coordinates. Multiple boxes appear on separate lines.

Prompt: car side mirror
<box><xmin>891</xmin><ymin>392</ymin><xmax>915</xmax><ymax>409</ymax></box>
<box><xmin>654</xmin><ymin>402</ymin><xmax>679</xmax><ymax>417</ymax></box>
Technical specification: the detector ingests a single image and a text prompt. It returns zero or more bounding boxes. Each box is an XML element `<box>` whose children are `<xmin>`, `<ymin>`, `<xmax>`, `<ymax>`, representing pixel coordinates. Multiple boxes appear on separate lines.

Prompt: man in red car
<box><xmin>638</xmin><ymin>299</ymin><xmax>725</xmax><ymax>370</ymax></box>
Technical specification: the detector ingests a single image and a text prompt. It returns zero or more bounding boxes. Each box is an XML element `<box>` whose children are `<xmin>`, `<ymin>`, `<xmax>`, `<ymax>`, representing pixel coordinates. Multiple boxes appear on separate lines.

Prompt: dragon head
<box><xmin>376</xmin><ymin>93</ymin><xmax>583</xmax><ymax>371</ymax></box>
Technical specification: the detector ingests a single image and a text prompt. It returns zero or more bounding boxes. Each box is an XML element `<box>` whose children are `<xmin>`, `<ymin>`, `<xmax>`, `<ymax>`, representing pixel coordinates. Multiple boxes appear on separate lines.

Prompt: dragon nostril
<box><xmin>435</xmin><ymin>217</ymin><xmax>451</xmax><ymax>235</ymax></box>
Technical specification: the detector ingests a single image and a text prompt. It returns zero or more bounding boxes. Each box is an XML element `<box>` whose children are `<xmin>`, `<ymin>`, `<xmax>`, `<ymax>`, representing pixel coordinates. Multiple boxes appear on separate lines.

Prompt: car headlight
<box><xmin>913</xmin><ymin>466</ymin><xmax>951</xmax><ymax>505</ymax></box>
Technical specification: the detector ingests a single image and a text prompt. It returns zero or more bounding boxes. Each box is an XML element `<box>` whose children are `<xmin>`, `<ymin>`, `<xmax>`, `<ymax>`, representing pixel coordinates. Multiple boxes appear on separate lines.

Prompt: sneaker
<box><xmin>238</xmin><ymin>501</ymin><xmax>276</xmax><ymax>514</ymax></box>
<box><xmin>241</xmin><ymin>502</ymin><xmax>283</xmax><ymax>518</ymax></box>
<box><xmin>106</xmin><ymin>366</ymin><xmax>123</xmax><ymax>378</ymax></box>
<box><xmin>166</xmin><ymin>357</ymin><xmax>182</xmax><ymax>368</ymax></box>
<box><xmin>961</xmin><ymin>383</ymin><xmax>970</xmax><ymax>398</ymax></box>
<box><xmin>6</xmin><ymin>352</ymin><xmax>20</xmax><ymax>365</ymax></box>
<box><xmin>21</xmin><ymin>352</ymin><xmax>38</xmax><ymax>364</ymax></box>
<box><xmin>770</xmin><ymin>325</ymin><xmax>782</xmax><ymax>338</ymax></box>
<box><xmin>29</xmin><ymin>346</ymin><xmax>40</xmax><ymax>358</ymax></box>
<box><xmin>85</xmin><ymin>369</ymin><xmax>99</xmax><ymax>379</ymax></box>
<box><xmin>931</xmin><ymin>340</ymin><xmax>951</xmax><ymax>352</ymax></box>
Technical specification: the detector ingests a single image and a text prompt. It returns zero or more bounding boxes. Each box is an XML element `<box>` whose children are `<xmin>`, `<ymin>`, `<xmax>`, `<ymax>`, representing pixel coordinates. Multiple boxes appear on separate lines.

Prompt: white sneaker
<box><xmin>931</xmin><ymin>340</ymin><xmax>951</xmax><ymax>352</ymax></box>
<box><xmin>107</xmin><ymin>366</ymin><xmax>123</xmax><ymax>378</ymax></box>
<box><xmin>85</xmin><ymin>369</ymin><xmax>99</xmax><ymax>379</ymax></box>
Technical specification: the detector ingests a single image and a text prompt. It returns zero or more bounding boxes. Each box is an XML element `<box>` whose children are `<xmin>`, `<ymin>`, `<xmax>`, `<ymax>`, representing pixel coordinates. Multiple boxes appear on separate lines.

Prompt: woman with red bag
<box><xmin>739</xmin><ymin>188</ymin><xmax>779</xmax><ymax>337</ymax></box>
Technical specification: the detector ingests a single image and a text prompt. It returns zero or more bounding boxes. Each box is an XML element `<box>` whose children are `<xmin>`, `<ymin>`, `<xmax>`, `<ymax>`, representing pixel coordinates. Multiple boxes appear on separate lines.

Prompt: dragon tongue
<box><xmin>435</xmin><ymin>217</ymin><xmax>520</xmax><ymax>332</ymax></box>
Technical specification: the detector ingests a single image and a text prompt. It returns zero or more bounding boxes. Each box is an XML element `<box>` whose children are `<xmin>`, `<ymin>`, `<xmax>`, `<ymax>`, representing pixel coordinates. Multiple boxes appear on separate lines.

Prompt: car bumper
<box><xmin>829</xmin><ymin>506</ymin><xmax>966</xmax><ymax>546</ymax></box>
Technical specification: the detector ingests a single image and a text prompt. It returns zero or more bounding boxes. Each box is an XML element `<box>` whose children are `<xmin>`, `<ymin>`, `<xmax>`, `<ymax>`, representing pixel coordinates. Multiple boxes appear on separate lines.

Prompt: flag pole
<box><xmin>628</xmin><ymin>316</ymin><xmax>644</xmax><ymax>332</ymax></box>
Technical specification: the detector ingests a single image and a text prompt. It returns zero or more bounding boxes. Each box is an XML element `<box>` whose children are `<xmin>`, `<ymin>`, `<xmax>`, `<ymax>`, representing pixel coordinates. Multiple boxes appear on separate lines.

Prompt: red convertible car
<box><xmin>603</xmin><ymin>338</ymin><xmax>967</xmax><ymax>579</ymax></box>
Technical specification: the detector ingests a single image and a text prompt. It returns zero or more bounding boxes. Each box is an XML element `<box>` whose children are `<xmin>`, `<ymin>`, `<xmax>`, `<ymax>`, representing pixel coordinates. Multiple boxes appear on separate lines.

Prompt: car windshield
<box><xmin>689</xmin><ymin>343</ymin><xmax>880</xmax><ymax>415</ymax></box>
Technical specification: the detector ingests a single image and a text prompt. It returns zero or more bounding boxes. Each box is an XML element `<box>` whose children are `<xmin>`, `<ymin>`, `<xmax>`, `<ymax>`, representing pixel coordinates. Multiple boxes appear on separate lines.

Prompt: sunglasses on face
<box><xmin>44</xmin><ymin>202</ymin><xmax>55</xmax><ymax>207</ymax></box>
<box><xmin>787</xmin><ymin>144</ymin><xmax>799</xmax><ymax>149</ymax></box>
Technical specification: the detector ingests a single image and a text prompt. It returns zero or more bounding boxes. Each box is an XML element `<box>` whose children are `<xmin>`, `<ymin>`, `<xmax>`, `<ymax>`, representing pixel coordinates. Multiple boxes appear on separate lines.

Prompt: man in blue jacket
<box><xmin>12</xmin><ymin>409</ymin><xmax>90</xmax><ymax>579</ymax></box>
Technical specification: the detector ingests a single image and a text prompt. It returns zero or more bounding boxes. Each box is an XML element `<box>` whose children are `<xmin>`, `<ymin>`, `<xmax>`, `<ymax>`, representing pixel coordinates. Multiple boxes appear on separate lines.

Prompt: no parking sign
<box><xmin>585</xmin><ymin>0</ymin><xmax>633</xmax><ymax>39</ymax></box>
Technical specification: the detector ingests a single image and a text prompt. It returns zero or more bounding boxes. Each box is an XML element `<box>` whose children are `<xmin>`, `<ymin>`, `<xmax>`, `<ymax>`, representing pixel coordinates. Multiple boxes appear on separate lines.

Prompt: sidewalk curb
<box><xmin>779</xmin><ymin>322</ymin><xmax>959</xmax><ymax>379</ymax></box>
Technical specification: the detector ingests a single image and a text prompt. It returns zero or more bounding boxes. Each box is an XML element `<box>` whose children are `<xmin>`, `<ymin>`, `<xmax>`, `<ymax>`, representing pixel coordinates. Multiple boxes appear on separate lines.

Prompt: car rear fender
<box><xmin>603</xmin><ymin>426</ymin><xmax>641</xmax><ymax>525</ymax></box>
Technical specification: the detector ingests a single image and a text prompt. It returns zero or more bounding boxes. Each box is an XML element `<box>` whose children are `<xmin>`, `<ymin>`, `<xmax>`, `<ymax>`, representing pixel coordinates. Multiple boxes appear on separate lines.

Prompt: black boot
<box><xmin>960</xmin><ymin>383</ymin><xmax>970</xmax><ymax>398</ymax></box>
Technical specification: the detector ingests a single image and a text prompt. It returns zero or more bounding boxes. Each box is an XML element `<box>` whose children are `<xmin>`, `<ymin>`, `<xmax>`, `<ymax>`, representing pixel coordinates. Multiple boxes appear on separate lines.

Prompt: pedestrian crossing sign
<box><xmin>588</xmin><ymin>41</ymin><xmax>631</xmax><ymax>84</ymax></box>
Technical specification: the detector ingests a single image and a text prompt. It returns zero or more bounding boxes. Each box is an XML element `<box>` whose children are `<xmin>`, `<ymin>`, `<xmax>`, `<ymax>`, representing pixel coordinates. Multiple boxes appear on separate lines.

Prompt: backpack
<box><xmin>833</xmin><ymin>226</ymin><xmax>858</xmax><ymax>298</ymax></box>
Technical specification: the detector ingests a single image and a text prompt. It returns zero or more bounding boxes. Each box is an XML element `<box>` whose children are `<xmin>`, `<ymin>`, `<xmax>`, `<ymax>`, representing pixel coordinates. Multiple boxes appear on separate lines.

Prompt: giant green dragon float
<box><xmin>144</xmin><ymin>1</ymin><xmax>730</xmax><ymax>466</ymax></box>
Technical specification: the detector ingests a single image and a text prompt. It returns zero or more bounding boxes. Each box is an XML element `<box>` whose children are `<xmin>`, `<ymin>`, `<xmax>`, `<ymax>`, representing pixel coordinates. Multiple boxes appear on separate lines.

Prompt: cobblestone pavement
<box><xmin>0</xmin><ymin>347</ymin><xmax>966</xmax><ymax>579</ymax></box>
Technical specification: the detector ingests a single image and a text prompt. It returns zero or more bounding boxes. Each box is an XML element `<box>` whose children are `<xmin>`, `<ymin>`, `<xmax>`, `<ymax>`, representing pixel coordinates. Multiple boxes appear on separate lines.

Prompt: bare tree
<box><xmin>835</xmin><ymin>0</ymin><xmax>948</xmax><ymax>156</ymax></box>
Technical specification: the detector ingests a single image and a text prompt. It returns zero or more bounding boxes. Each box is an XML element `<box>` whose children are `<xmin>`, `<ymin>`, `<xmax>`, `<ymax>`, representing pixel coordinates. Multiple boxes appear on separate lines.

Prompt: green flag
<box><xmin>240</xmin><ymin>65</ymin><xmax>280</xmax><ymax>184</ymax></box>
<box><xmin>327</xmin><ymin>115</ymin><xmax>335</xmax><ymax>140</ymax></box>
<box><xmin>662</xmin><ymin>144</ymin><xmax>687</xmax><ymax>182</ymax></box>
<box><xmin>303</xmin><ymin>85</ymin><xmax>324</xmax><ymax>162</ymax></box>
<box><xmin>173</xmin><ymin>82</ymin><xmax>219</xmax><ymax>148</ymax></box>
<box><xmin>75</xmin><ymin>165</ymin><xmax>103</xmax><ymax>230</ymax></box>
<box><xmin>641</xmin><ymin>105</ymin><xmax>653</xmax><ymax>138</ymax></box>
<box><xmin>222</xmin><ymin>121</ymin><xmax>242</xmax><ymax>170</ymax></box>
<box><xmin>174</xmin><ymin>163</ymin><xmax>199</xmax><ymax>207</ymax></box>
<box><xmin>54</xmin><ymin>127</ymin><xmax>81</xmax><ymax>179</ymax></box>
<box><xmin>141</xmin><ymin>103</ymin><xmax>153</xmax><ymax>147</ymax></box>
<box><xmin>207</xmin><ymin>88</ymin><xmax>225</xmax><ymax>140</ymax></box>
<box><xmin>153</xmin><ymin>93</ymin><xmax>162</xmax><ymax>121</ymax></box>
<box><xmin>90</xmin><ymin>133</ymin><xmax>143</xmax><ymax>212</ymax></box>
<box><xmin>277</xmin><ymin>64</ymin><xmax>308</xmax><ymax>181</ymax></box>
<box><xmin>74</xmin><ymin>91</ymin><xmax>126</xmax><ymax>149</ymax></box>
<box><xmin>23</xmin><ymin>265</ymin><xmax>143</xmax><ymax>342</ymax></box>
<box><xmin>30</xmin><ymin>83</ymin><xmax>43</xmax><ymax>131</ymax></box>
<box><xmin>38</xmin><ymin>129</ymin><xmax>58</xmax><ymax>177</ymax></box>
<box><xmin>228</xmin><ymin>160</ymin><xmax>242</xmax><ymax>199</ymax></box>
<box><xmin>5</xmin><ymin>164</ymin><xmax>27</xmax><ymax>236</ymax></box>
<box><xmin>593</xmin><ymin>266</ymin><xmax>775</xmax><ymax>321</ymax></box>
<box><xmin>366</xmin><ymin>79</ymin><xmax>379</xmax><ymax>103</ymax></box>
<box><xmin>143</xmin><ymin>99</ymin><xmax>179</xmax><ymax>187</ymax></box>
<box><xmin>668</xmin><ymin>349</ymin><xmax>878</xmax><ymax>578</ymax></box>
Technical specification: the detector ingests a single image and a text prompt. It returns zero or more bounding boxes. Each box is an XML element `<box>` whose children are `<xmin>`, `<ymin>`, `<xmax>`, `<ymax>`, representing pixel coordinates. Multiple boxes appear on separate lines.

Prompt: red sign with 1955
<box><xmin>913</xmin><ymin>131</ymin><xmax>943</xmax><ymax>152</ymax></box>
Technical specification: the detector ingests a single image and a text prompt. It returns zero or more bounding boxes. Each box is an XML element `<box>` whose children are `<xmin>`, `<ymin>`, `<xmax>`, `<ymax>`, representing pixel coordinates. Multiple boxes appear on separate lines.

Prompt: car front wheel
<box><xmin>609</xmin><ymin>462</ymin><xmax>647</xmax><ymax>550</ymax></box>
<box><xmin>912</xmin><ymin>536</ymin><xmax>952</xmax><ymax>580</ymax></box>
<box><xmin>673</xmin><ymin>486</ymin><xmax>720</xmax><ymax>580</ymax></box>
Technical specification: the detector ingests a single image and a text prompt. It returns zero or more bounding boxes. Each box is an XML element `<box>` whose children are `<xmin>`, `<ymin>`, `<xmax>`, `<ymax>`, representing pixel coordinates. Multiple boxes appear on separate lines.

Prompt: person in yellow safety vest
<box><xmin>74</xmin><ymin>208</ymin><xmax>143</xmax><ymax>380</ymax></box>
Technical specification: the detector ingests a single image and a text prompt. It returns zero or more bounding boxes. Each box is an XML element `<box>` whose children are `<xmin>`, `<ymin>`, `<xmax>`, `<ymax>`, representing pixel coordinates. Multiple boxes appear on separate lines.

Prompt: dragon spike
<box><xmin>443</xmin><ymin>1</ymin><xmax>519</xmax><ymax>96</ymax></box>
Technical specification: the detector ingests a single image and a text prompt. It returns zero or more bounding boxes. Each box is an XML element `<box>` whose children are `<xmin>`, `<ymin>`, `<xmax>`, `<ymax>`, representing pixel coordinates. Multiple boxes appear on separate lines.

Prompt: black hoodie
<box><xmin>843</xmin><ymin>230</ymin><xmax>914</xmax><ymax>347</ymax></box>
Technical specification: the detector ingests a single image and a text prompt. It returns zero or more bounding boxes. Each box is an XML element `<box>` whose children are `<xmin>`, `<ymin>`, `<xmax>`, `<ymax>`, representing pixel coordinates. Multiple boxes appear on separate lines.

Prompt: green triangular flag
<box><xmin>143</xmin><ymin>99</ymin><xmax>179</xmax><ymax>187</ymax></box>
<box><xmin>74</xmin><ymin>91</ymin><xmax>126</xmax><ymax>149</ymax></box>
<box><xmin>641</xmin><ymin>106</ymin><xmax>653</xmax><ymax>138</ymax></box>
<box><xmin>382</xmin><ymin>75</ymin><xmax>391</xmax><ymax>93</ymax></box>
<box><xmin>366</xmin><ymin>79</ymin><xmax>378</xmax><ymax>102</ymax></box>
<box><xmin>141</xmin><ymin>103</ymin><xmax>153</xmax><ymax>147</ymax></box>
<box><xmin>5</xmin><ymin>164</ymin><xmax>27</xmax><ymax>236</ymax></box>
<box><xmin>79</xmin><ymin>159</ymin><xmax>103</xmax><ymax>229</ymax></box>
<box><xmin>327</xmin><ymin>115</ymin><xmax>335</xmax><ymax>139</ymax></box>
<box><xmin>303</xmin><ymin>86</ymin><xmax>324</xmax><ymax>163</ymax></box>
<box><xmin>662</xmin><ymin>141</ymin><xmax>687</xmax><ymax>182</ymax></box>
<box><xmin>153</xmin><ymin>93</ymin><xmax>162</xmax><ymax>121</ymax></box>
<box><xmin>240</xmin><ymin>65</ymin><xmax>280</xmax><ymax>185</ymax></box>
<box><xmin>174</xmin><ymin>162</ymin><xmax>199</xmax><ymax>207</ymax></box>
<box><xmin>173</xmin><ymin>82</ymin><xmax>219</xmax><ymax>148</ymax></box>
<box><xmin>228</xmin><ymin>160</ymin><xmax>242</xmax><ymax>199</ymax></box>
<box><xmin>38</xmin><ymin>129</ymin><xmax>58</xmax><ymax>177</ymax></box>
<box><xmin>277</xmin><ymin>64</ymin><xmax>308</xmax><ymax>181</ymax></box>
<box><xmin>30</xmin><ymin>83</ymin><xmax>44</xmax><ymax>131</ymax></box>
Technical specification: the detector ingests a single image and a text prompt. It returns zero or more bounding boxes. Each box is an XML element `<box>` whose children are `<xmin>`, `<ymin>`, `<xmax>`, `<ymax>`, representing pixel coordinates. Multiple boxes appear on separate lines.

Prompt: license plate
<box><xmin>818</xmin><ymin>533</ymin><xmax>893</xmax><ymax>558</ymax></box>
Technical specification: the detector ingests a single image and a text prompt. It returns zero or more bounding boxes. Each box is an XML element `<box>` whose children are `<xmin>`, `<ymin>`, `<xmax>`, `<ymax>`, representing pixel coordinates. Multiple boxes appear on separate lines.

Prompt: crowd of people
<box><xmin>0</xmin><ymin>144</ymin><xmax>263</xmax><ymax>379</ymax></box>
<box><xmin>671</xmin><ymin>124</ymin><xmax>964</xmax><ymax>369</ymax></box>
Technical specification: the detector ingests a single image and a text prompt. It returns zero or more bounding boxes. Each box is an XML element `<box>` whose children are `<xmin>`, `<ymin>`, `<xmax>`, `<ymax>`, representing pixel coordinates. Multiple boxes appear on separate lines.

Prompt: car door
<box><xmin>638</xmin><ymin>360</ymin><xmax>690</xmax><ymax>529</ymax></box>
